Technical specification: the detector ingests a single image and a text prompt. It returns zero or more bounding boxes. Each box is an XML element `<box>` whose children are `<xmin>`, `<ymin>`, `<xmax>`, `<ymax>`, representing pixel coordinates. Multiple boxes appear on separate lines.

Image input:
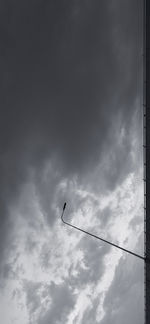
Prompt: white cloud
<box><xmin>0</xmin><ymin>157</ymin><xmax>144</xmax><ymax>324</ymax></box>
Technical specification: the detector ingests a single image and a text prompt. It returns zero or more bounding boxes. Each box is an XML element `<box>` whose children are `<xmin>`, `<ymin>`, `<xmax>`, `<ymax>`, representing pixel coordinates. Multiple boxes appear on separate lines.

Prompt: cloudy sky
<box><xmin>0</xmin><ymin>1</ymin><xmax>144</xmax><ymax>323</ymax></box>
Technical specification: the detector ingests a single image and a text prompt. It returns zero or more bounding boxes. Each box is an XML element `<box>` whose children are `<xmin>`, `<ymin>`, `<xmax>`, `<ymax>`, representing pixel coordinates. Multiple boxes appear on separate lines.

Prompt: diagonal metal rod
<box><xmin>61</xmin><ymin>203</ymin><xmax>145</xmax><ymax>261</ymax></box>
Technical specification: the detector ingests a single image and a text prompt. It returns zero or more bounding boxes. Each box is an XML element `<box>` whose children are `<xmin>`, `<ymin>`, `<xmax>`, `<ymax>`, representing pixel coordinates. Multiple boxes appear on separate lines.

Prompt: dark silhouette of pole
<box><xmin>61</xmin><ymin>203</ymin><xmax>145</xmax><ymax>261</ymax></box>
<box><xmin>145</xmin><ymin>0</ymin><xmax>150</xmax><ymax>323</ymax></box>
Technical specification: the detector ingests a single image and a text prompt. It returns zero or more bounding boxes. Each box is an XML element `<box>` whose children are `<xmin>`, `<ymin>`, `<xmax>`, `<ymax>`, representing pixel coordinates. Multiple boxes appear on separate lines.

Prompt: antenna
<box><xmin>61</xmin><ymin>203</ymin><xmax>145</xmax><ymax>261</ymax></box>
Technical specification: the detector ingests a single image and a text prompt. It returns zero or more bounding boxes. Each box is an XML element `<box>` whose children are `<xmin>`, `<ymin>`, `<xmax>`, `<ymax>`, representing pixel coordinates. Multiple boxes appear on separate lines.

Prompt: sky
<box><xmin>0</xmin><ymin>1</ymin><xmax>144</xmax><ymax>323</ymax></box>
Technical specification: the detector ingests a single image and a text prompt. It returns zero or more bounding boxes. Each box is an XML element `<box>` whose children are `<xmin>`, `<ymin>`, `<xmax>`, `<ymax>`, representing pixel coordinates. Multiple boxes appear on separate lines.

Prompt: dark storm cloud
<box><xmin>0</xmin><ymin>0</ymin><xmax>142</xmax><ymax>270</ymax></box>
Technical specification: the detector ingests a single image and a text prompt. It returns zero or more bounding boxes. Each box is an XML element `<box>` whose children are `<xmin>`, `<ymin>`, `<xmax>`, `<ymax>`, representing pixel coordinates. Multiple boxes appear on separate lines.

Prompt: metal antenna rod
<box><xmin>61</xmin><ymin>203</ymin><xmax>145</xmax><ymax>262</ymax></box>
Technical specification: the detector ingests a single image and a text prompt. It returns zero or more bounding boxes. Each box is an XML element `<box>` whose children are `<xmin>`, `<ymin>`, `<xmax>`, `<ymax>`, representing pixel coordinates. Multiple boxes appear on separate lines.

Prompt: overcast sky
<box><xmin>0</xmin><ymin>1</ymin><xmax>144</xmax><ymax>323</ymax></box>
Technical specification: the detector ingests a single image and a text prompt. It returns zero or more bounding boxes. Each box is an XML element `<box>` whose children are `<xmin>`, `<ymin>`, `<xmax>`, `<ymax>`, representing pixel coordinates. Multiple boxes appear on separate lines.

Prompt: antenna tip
<box><xmin>63</xmin><ymin>202</ymin><xmax>66</xmax><ymax>210</ymax></box>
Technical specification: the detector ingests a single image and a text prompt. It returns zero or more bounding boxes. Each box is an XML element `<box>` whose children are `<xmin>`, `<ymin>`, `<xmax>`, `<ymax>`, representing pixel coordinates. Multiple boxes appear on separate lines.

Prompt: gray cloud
<box><xmin>0</xmin><ymin>1</ymin><xmax>143</xmax><ymax>322</ymax></box>
<box><xmin>22</xmin><ymin>279</ymin><xmax>76</xmax><ymax>324</ymax></box>
<box><xmin>37</xmin><ymin>282</ymin><xmax>76</xmax><ymax>324</ymax></box>
<box><xmin>80</xmin><ymin>296</ymin><xmax>102</xmax><ymax>324</ymax></box>
<box><xmin>0</xmin><ymin>0</ymin><xmax>142</xmax><ymax>178</ymax></box>
<box><xmin>80</xmin><ymin>241</ymin><xmax>144</xmax><ymax>324</ymax></box>
<box><xmin>64</xmin><ymin>236</ymin><xmax>111</xmax><ymax>292</ymax></box>
<box><xmin>77</xmin><ymin>236</ymin><xmax>110</xmax><ymax>284</ymax></box>
<box><xmin>101</xmin><ymin>249</ymin><xmax>144</xmax><ymax>324</ymax></box>
<box><xmin>23</xmin><ymin>280</ymin><xmax>43</xmax><ymax>319</ymax></box>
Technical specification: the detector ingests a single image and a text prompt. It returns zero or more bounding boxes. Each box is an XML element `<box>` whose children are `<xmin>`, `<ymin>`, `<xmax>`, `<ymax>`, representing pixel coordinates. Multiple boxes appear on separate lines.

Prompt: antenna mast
<box><xmin>145</xmin><ymin>1</ymin><xmax>150</xmax><ymax>323</ymax></box>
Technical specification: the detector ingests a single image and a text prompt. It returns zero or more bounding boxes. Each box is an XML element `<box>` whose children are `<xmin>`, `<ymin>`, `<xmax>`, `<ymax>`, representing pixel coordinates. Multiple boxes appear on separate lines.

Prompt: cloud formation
<box><xmin>0</xmin><ymin>0</ymin><xmax>144</xmax><ymax>323</ymax></box>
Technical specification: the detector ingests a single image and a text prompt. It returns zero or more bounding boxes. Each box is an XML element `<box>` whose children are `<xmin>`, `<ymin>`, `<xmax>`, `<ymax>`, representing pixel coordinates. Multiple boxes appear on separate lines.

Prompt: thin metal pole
<box><xmin>61</xmin><ymin>203</ymin><xmax>145</xmax><ymax>262</ymax></box>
